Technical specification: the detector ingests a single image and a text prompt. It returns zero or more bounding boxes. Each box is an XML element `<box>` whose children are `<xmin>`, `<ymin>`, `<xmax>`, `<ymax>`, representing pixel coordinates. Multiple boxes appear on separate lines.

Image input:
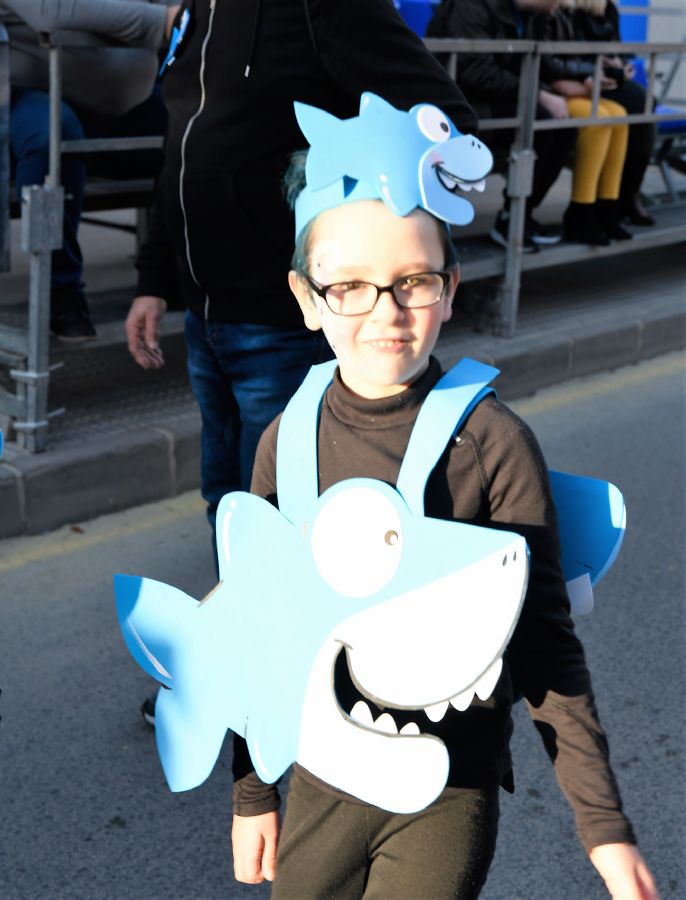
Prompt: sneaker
<box><xmin>141</xmin><ymin>697</ymin><xmax>156</xmax><ymax>727</ymax></box>
<box><xmin>527</xmin><ymin>217</ymin><xmax>563</xmax><ymax>245</ymax></box>
<box><xmin>489</xmin><ymin>211</ymin><xmax>538</xmax><ymax>254</ymax></box>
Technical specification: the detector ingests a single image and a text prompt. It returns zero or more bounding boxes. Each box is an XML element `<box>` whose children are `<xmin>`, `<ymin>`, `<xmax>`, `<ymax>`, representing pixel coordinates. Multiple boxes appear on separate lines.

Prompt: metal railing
<box><xmin>0</xmin><ymin>23</ymin><xmax>9</xmax><ymax>275</ymax></box>
<box><xmin>425</xmin><ymin>37</ymin><xmax>686</xmax><ymax>336</ymax></box>
<box><xmin>0</xmin><ymin>31</ymin><xmax>161</xmax><ymax>451</ymax></box>
<box><xmin>0</xmin><ymin>33</ymin><xmax>685</xmax><ymax>447</ymax></box>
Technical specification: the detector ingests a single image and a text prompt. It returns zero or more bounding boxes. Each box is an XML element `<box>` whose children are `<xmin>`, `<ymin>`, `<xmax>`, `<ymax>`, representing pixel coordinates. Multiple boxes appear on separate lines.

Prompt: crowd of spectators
<box><xmin>427</xmin><ymin>0</ymin><xmax>657</xmax><ymax>249</ymax></box>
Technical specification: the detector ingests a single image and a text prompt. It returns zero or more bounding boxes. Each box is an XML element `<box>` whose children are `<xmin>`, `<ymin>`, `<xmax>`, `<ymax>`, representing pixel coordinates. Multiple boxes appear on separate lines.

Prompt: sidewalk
<box><xmin>1</xmin><ymin>184</ymin><xmax>684</xmax><ymax>539</ymax></box>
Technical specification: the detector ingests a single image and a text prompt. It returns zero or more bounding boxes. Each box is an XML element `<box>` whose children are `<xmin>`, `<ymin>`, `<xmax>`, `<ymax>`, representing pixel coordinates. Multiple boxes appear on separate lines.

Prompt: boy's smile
<box><xmin>290</xmin><ymin>201</ymin><xmax>458</xmax><ymax>399</ymax></box>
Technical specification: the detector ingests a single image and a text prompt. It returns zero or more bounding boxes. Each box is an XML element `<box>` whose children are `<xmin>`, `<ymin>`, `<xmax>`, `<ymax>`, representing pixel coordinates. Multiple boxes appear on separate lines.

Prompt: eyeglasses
<box><xmin>300</xmin><ymin>271</ymin><xmax>452</xmax><ymax>317</ymax></box>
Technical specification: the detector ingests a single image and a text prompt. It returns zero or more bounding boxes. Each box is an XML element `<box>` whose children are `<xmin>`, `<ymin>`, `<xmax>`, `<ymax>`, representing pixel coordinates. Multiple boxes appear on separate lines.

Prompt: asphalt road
<box><xmin>0</xmin><ymin>353</ymin><xmax>683</xmax><ymax>900</ymax></box>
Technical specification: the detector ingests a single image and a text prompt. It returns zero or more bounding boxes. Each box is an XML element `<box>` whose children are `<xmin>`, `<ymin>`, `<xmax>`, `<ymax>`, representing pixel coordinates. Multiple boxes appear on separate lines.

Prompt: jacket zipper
<box><xmin>179</xmin><ymin>0</ymin><xmax>217</xmax><ymax>320</ymax></box>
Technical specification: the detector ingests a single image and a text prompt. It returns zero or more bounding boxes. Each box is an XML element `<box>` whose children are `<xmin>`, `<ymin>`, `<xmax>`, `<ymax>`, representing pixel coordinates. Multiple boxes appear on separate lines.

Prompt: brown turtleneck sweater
<box><xmin>233</xmin><ymin>358</ymin><xmax>635</xmax><ymax>853</ymax></box>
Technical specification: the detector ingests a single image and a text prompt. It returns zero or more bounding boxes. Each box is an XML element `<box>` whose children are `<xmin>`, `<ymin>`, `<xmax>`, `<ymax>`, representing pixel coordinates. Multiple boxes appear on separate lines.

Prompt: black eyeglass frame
<box><xmin>299</xmin><ymin>270</ymin><xmax>453</xmax><ymax>317</ymax></box>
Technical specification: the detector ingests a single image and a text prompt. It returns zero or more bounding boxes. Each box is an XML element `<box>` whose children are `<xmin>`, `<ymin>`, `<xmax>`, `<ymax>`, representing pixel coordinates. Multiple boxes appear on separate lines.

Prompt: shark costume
<box><xmin>115</xmin><ymin>95</ymin><xmax>636</xmax><ymax>893</ymax></box>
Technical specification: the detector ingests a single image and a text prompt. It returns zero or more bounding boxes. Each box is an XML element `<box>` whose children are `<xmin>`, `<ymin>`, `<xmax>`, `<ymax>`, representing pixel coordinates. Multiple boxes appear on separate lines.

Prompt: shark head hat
<box><xmin>293</xmin><ymin>92</ymin><xmax>493</xmax><ymax>238</ymax></box>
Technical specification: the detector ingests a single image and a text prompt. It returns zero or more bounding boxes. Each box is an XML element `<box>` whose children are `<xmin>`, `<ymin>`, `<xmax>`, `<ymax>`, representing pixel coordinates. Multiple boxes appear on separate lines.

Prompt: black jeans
<box><xmin>271</xmin><ymin>772</ymin><xmax>500</xmax><ymax>900</ymax></box>
<box><xmin>487</xmin><ymin>103</ymin><xmax>576</xmax><ymax>215</ymax></box>
<box><xmin>602</xmin><ymin>79</ymin><xmax>656</xmax><ymax>202</ymax></box>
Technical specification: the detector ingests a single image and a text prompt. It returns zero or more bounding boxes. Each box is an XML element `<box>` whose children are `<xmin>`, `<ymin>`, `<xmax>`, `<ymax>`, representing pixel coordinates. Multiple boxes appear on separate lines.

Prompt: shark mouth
<box><xmin>434</xmin><ymin>164</ymin><xmax>486</xmax><ymax>195</ymax></box>
<box><xmin>333</xmin><ymin>644</ymin><xmax>503</xmax><ymax>737</ymax></box>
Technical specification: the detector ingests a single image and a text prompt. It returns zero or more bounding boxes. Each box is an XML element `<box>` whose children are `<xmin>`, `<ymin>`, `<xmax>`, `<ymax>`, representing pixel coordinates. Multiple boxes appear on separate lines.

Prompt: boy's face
<box><xmin>289</xmin><ymin>201</ymin><xmax>458</xmax><ymax>399</ymax></box>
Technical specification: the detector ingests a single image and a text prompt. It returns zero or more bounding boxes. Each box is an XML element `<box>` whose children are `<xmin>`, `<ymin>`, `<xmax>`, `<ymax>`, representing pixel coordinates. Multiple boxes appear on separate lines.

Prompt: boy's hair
<box><xmin>284</xmin><ymin>151</ymin><xmax>459</xmax><ymax>276</ymax></box>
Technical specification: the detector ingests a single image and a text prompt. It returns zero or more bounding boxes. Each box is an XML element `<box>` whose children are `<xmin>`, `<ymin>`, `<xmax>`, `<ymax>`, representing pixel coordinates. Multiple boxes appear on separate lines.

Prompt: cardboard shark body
<box><xmin>115</xmin><ymin>359</ymin><xmax>625</xmax><ymax>814</ymax></box>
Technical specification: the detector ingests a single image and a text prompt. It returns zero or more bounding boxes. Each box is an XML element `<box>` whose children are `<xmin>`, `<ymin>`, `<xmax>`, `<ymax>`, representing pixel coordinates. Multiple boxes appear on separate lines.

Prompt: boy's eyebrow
<box><xmin>314</xmin><ymin>263</ymin><xmax>437</xmax><ymax>279</ymax></box>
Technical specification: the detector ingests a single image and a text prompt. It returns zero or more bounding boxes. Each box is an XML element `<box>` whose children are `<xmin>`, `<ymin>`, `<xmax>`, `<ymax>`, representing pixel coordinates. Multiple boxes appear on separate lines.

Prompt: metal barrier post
<box><xmin>0</xmin><ymin>24</ymin><xmax>9</xmax><ymax>274</ymax></box>
<box><xmin>12</xmin><ymin>37</ymin><xmax>65</xmax><ymax>451</ymax></box>
<box><xmin>496</xmin><ymin>47</ymin><xmax>539</xmax><ymax>337</ymax></box>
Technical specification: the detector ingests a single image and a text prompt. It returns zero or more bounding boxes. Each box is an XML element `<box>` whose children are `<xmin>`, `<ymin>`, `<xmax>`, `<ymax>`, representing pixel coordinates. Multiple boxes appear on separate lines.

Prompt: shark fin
<box><xmin>295</xmin><ymin>101</ymin><xmax>349</xmax><ymax>190</ymax></box>
<box><xmin>550</xmin><ymin>470</ymin><xmax>626</xmax><ymax>589</ymax></box>
<box><xmin>155</xmin><ymin>688</ymin><xmax>231</xmax><ymax>792</ymax></box>
<box><xmin>359</xmin><ymin>92</ymin><xmax>396</xmax><ymax>119</ymax></box>
<box><xmin>215</xmin><ymin>491</ymin><xmax>297</xmax><ymax>583</ymax></box>
<box><xmin>114</xmin><ymin>574</ymin><xmax>197</xmax><ymax>688</ymax></box>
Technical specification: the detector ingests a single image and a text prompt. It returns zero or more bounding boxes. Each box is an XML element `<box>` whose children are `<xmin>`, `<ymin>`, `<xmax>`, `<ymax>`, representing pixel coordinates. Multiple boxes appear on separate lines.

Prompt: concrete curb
<box><xmin>0</xmin><ymin>303</ymin><xmax>683</xmax><ymax>539</ymax></box>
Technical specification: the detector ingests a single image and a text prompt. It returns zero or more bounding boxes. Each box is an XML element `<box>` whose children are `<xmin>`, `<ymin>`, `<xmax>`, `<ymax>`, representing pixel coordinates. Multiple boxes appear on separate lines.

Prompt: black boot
<box><xmin>563</xmin><ymin>202</ymin><xmax>610</xmax><ymax>246</ymax></box>
<box><xmin>595</xmin><ymin>199</ymin><xmax>634</xmax><ymax>241</ymax></box>
<box><xmin>619</xmin><ymin>194</ymin><xmax>655</xmax><ymax>227</ymax></box>
<box><xmin>50</xmin><ymin>287</ymin><xmax>97</xmax><ymax>343</ymax></box>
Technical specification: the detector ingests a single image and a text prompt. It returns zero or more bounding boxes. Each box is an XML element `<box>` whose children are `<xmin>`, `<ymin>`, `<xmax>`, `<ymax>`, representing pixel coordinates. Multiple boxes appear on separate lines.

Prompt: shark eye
<box><xmin>311</xmin><ymin>487</ymin><xmax>403</xmax><ymax>598</ymax></box>
<box><xmin>417</xmin><ymin>106</ymin><xmax>451</xmax><ymax>143</ymax></box>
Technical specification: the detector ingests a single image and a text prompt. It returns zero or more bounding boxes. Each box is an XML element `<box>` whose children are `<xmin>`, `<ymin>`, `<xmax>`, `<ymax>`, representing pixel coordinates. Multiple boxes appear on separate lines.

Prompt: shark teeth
<box><xmin>424</xmin><ymin>700</ymin><xmax>449</xmax><ymax>722</ymax></box>
<box><xmin>435</xmin><ymin>166</ymin><xmax>487</xmax><ymax>194</ymax></box>
<box><xmin>350</xmin><ymin>700</ymin><xmax>374</xmax><ymax>727</ymax></box>
<box><xmin>349</xmin><ymin>701</ymin><xmax>419</xmax><ymax>737</ymax></box>
<box><xmin>375</xmin><ymin>713</ymin><xmax>398</xmax><ymax>735</ymax></box>
<box><xmin>450</xmin><ymin>657</ymin><xmax>504</xmax><ymax>711</ymax></box>
<box><xmin>458</xmin><ymin>178</ymin><xmax>486</xmax><ymax>193</ymax></box>
<box><xmin>399</xmin><ymin>722</ymin><xmax>420</xmax><ymax>736</ymax></box>
<box><xmin>474</xmin><ymin>657</ymin><xmax>503</xmax><ymax>700</ymax></box>
<box><xmin>449</xmin><ymin>686</ymin><xmax>475</xmax><ymax>712</ymax></box>
<box><xmin>347</xmin><ymin>657</ymin><xmax>503</xmax><ymax>731</ymax></box>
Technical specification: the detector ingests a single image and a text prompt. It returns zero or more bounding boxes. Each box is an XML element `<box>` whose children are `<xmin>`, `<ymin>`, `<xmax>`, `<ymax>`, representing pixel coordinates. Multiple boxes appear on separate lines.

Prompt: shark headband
<box><xmin>293</xmin><ymin>92</ymin><xmax>493</xmax><ymax>238</ymax></box>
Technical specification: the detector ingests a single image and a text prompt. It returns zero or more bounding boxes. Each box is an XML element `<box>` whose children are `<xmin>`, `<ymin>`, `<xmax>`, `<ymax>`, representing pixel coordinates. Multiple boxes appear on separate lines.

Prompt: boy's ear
<box><xmin>288</xmin><ymin>270</ymin><xmax>323</xmax><ymax>331</ymax></box>
<box><xmin>441</xmin><ymin>264</ymin><xmax>460</xmax><ymax>323</ymax></box>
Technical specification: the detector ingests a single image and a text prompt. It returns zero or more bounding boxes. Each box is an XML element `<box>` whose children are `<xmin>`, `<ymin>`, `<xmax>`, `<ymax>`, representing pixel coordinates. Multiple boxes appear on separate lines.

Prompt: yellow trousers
<box><xmin>566</xmin><ymin>97</ymin><xmax>629</xmax><ymax>203</ymax></box>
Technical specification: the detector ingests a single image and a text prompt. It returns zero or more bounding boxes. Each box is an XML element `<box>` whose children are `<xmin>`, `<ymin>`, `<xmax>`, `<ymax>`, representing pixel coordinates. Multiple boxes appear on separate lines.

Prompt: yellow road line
<box><xmin>0</xmin><ymin>492</ymin><xmax>205</xmax><ymax>574</ymax></box>
<box><xmin>511</xmin><ymin>353</ymin><xmax>684</xmax><ymax>418</ymax></box>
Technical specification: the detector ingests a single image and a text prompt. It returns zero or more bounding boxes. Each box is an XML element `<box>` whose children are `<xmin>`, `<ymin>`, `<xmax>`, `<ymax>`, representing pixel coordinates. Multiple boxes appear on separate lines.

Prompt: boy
<box><xmin>231</xmin><ymin>98</ymin><xmax>658</xmax><ymax>899</ymax></box>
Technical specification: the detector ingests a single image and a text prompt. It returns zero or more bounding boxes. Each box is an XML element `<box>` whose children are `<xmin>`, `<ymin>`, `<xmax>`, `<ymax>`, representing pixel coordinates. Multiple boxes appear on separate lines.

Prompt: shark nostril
<box><xmin>513</xmin><ymin>551</ymin><xmax>517</xmax><ymax>561</ymax></box>
<box><xmin>502</xmin><ymin>555</ymin><xmax>507</xmax><ymax>566</ymax></box>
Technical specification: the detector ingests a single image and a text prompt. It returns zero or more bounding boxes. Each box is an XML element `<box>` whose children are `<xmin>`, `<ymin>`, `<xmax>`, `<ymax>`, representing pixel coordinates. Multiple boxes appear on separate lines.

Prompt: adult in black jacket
<box><xmin>124</xmin><ymin>0</ymin><xmax>477</xmax><ymax>540</ymax></box>
<box><xmin>427</xmin><ymin>0</ymin><xmax>576</xmax><ymax>251</ymax></box>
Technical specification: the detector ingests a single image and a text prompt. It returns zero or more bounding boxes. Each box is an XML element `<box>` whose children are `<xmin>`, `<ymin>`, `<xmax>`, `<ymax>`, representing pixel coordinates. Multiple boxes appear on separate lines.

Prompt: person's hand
<box><xmin>584</xmin><ymin>73</ymin><xmax>618</xmax><ymax>92</ymax></box>
<box><xmin>125</xmin><ymin>295</ymin><xmax>167</xmax><ymax>369</ymax></box>
<box><xmin>589</xmin><ymin>843</ymin><xmax>659</xmax><ymax>899</ymax></box>
<box><xmin>538</xmin><ymin>89</ymin><xmax>569</xmax><ymax>119</ymax></box>
<box><xmin>232</xmin><ymin>812</ymin><xmax>279</xmax><ymax>884</ymax></box>
<box><xmin>165</xmin><ymin>5</ymin><xmax>181</xmax><ymax>40</ymax></box>
<box><xmin>552</xmin><ymin>78</ymin><xmax>590</xmax><ymax>98</ymax></box>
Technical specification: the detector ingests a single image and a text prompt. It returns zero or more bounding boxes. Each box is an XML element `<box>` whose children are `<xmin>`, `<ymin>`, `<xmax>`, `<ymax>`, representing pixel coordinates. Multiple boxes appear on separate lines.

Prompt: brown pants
<box><xmin>271</xmin><ymin>773</ymin><xmax>500</xmax><ymax>900</ymax></box>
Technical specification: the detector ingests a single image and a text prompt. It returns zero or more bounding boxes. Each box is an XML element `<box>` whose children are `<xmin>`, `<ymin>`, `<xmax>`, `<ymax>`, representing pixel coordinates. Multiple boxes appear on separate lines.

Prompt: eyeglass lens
<box><xmin>326</xmin><ymin>273</ymin><xmax>445</xmax><ymax>315</ymax></box>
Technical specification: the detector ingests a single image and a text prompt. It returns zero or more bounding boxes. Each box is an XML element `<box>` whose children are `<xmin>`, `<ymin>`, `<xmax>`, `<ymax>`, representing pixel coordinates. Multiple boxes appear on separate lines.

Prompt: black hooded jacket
<box><xmin>136</xmin><ymin>0</ymin><xmax>477</xmax><ymax>326</ymax></box>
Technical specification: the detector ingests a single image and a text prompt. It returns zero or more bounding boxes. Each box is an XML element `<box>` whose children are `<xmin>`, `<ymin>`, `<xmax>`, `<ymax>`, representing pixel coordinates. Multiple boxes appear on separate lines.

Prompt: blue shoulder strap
<box><xmin>396</xmin><ymin>358</ymin><xmax>498</xmax><ymax>515</ymax></box>
<box><xmin>276</xmin><ymin>359</ymin><xmax>337</xmax><ymax>523</ymax></box>
<box><xmin>277</xmin><ymin>358</ymin><xmax>497</xmax><ymax>522</ymax></box>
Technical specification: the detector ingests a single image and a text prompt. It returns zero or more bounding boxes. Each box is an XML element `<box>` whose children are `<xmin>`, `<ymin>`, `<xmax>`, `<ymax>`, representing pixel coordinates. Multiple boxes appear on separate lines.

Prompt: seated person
<box><xmin>534</xmin><ymin>3</ymin><xmax>632</xmax><ymax>244</ymax></box>
<box><xmin>570</xmin><ymin>0</ymin><xmax>656</xmax><ymax>226</ymax></box>
<box><xmin>2</xmin><ymin>0</ymin><xmax>177</xmax><ymax>341</ymax></box>
<box><xmin>427</xmin><ymin>0</ymin><xmax>576</xmax><ymax>253</ymax></box>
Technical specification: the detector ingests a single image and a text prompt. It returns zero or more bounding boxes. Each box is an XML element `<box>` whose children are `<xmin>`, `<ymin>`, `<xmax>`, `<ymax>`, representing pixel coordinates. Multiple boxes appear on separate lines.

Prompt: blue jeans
<box><xmin>10</xmin><ymin>87</ymin><xmax>86</xmax><ymax>293</ymax></box>
<box><xmin>184</xmin><ymin>310</ymin><xmax>331</xmax><ymax>547</ymax></box>
<box><xmin>10</xmin><ymin>85</ymin><xmax>166</xmax><ymax>296</ymax></box>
